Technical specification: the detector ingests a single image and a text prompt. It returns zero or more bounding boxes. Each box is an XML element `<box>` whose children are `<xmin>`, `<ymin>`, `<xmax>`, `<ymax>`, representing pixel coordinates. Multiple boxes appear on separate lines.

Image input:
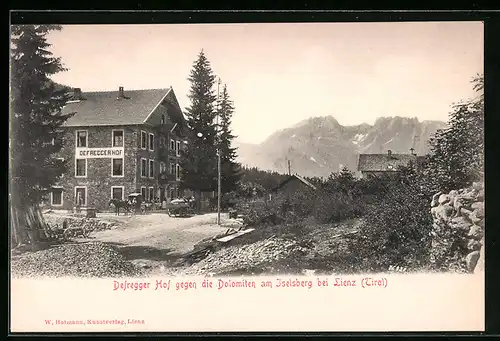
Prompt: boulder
<box><xmin>477</xmin><ymin>218</ymin><xmax>485</xmax><ymax>228</ymax></box>
<box><xmin>431</xmin><ymin>192</ymin><xmax>442</xmax><ymax>207</ymax></box>
<box><xmin>453</xmin><ymin>197</ymin><xmax>471</xmax><ymax>213</ymax></box>
<box><xmin>431</xmin><ymin>204</ymin><xmax>454</xmax><ymax>221</ymax></box>
<box><xmin>468</xmin><ymin>225</ymin><xmax>483</xmax><ymax>240</ymax></box>
<box><xmin>472</xmin><ymin>205</ymin><xmax>484</xmax><ymax>219</ymax></box>
<box><xmin>472</xmin><ymin>182</ymin><xmax>483</xmax><ymax>190</ymax></box>
<box><xmin>467</xmin><ymin>239</ymin><xmax>482</xmax><ymax>251</ymax></box>
<box><xmin>438</xmin><ymin>194</ymin><xmax>451</xmax><ymax>205</ymax></box>
<box><xmin>460</xmin><ymin>190</ymin><xmax>477</xmax><ymax>202</ymax></box>
<box><xmin>469</xmin><ymin>211</ymin><xmax>482</xmax><ymax>224</ymax></box>
<box><xmin>471</xmin><ymin>201</ymin><xmax>483</xmax><ymax>210</ymax></box>
<box><xmin>449</xmin><ymin>216</ymin><xmax>471</xmax><ymax>230</ymax></box>
<box><xmin>465</xmin><ymin>251</ymin><xmax>480</xmax><ymax>273</ymax></box>
<box><xmin>459</xmin><ymin>207</ymin><xmax>473</xmax><ymax>219</ymax></box>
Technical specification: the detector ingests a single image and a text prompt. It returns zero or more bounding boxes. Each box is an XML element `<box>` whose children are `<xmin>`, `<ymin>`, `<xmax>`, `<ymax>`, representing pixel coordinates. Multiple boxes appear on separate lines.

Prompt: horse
<box><xmin>108</xmin><ymin>199</ymin><xmax>131</xmax><ymax>216</ymax></box>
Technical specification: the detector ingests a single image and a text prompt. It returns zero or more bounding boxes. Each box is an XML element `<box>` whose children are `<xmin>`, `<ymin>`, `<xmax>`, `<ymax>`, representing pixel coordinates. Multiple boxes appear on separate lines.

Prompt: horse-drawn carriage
<box><xmin>109</xmin><ymin>193</ymin><xmax>196</xmax><ymax>217</ymax></box>
<box><xmin>166</xmin><ymin>198</ymin><xmax>194</xmax><ymax>217</ymax></box>
<box><xmin>109</xmin><ymin>193</ymin><xmax>146</xmax><ymax>215</ymax></box>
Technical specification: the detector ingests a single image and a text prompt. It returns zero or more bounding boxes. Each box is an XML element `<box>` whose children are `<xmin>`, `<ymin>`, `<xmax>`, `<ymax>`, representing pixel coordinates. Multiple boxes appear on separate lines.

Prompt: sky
<box><xmin>45</xmin><ymin>22</ymin><xmax>483</xmax><ymax>144</ymax></box>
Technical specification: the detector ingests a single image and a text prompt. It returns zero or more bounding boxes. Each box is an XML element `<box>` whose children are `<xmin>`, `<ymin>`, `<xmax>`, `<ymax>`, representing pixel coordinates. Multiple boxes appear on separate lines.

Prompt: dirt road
<box><xmin>91</xmin><ymin>212</ymin><xmax>239</xmax><ymax>266</ymax></box>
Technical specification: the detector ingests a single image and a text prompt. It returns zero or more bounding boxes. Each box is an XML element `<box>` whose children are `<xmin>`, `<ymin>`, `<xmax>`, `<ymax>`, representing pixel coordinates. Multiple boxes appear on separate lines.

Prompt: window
<box><xmin>111</xmin><ymin>186</ymin><xmax>124</xmax><ymax>200</ymax></box>
<box><xmin>148</xmin><ymin>187</ymin><xmax>154</xmax><ymax>202</ymax></box>
<box><xmin>170</xmin><ymin>139</ymin><xmax>175</xmax><ymax>150</ymax></box>
<box><xmin>140</xmin><ymin>158</ymin><xmax>147</xmax><ymax>177</ymax></box>
<box><xmin>169</xmin><ymin>162</ymin><xmax>175</xmax><ymax>176</ymax></box>
<box><xmin>141</xmin><ymin>187</ymin><xmax>146</xmax><ymax>200</ymax></box>
<box><xmin>51</xmin><ymin>188</ymin><xmax>63</xmax><ymax>206</ymax></box>
<box><xmin>141</xmin><ymin>131</ymin><xmax>147</xmax><ymax>149</ymax></box>
<box><xmin>75</xmin><ymin>187</ymin><xmax>86</xmax><ymax>206</ymax></box>
<box><xmin>112</xmin><ymin>130</ymin><xmax>124</xmax><ymax>147</ymax></box>
<box><xmin>160</xmin><ymin>161</ymin><xmax>166</xmax><ymax>173</ymax></box>
<box><xmin>176</xmin><ymin>164</ymin><xmax>181</xmax><ymax>180</ymax></box>
<box><xmin>75</xmin><ymin>159</ymin><xmax>86</xmax><ymax>177</ymax></box>
<box><xmin>149</xmin><ymin>159</ymin><xmax>154</xmax><ymax>178</ymax></box>
<box><xmin>76</xmin><ymin>130</ymin><xmax>87</xmax><ymax>147</ymax></box>
<box><xmin>176</xmin><ymin>141</ymin><xmax>181</xmax><ymax>156</ymax></box>
<box><xmin>112</xmin><ymin>158</ymin><xmax>123</xmax><ymax>177</ymax></box>
<box><xmin>161</xmin><ymin>114</ymin><xmax>165</xmax><ymax>124</ymax></box>
<box><xmin>149</xmin><ymin>133</ymin><xmax>155</xmax><ymax>151</ymax></box>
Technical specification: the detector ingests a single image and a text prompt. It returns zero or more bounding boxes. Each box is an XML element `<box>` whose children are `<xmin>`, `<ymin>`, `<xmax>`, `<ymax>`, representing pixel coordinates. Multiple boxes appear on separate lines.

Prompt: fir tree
<box><xmin>217</xmin><ymin>84</ymin><xmax>242</xmax><ymax>194</ymax></box>
<box><xmin>10</xmin><ymin>25</ymin><xmax>74</xmax><ymax>246</ymax></box>
<box><xmin>179</xmin><ymin>50</ymin><xmax>218</xmax><ymax>208</ymax></box>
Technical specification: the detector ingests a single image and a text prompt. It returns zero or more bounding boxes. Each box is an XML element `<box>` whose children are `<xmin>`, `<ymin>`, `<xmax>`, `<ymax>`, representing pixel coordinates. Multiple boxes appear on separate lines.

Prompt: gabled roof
<box><xmin>273</xmin><ymin>173</ymin><xmax>318</xmax><ymax>192</ymax></box>
<box><xmin>357</xmin><ymin>153</ymin><xmax>425</xmax><ymax>172</ymax></box>
<box><xmin>61</xmin><ymin>88</ymin><xmax>174</xmax><ymax>127</ymax></box>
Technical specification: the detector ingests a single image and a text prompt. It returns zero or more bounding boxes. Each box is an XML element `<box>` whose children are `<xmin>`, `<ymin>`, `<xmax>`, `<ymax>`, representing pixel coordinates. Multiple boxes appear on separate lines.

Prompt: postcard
<box><xmin>9</xmin><ymin>20</ymin><xmax>484</xmax><ymax>333</ymax></box>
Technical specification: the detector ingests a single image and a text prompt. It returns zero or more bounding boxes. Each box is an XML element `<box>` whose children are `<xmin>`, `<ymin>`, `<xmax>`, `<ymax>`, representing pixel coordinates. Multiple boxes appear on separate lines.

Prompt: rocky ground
<box><xmin>11</xmin><ymin>212</ymin><xmax>243</xmax><ymax>278</ymax></box>
<box><xmin>154</xmin><ymin>219</ymin><xmax>362</xmax><ymax>277</ymax></box>
<box><xmin>11</xmin><ymin>210</ymin><xmax>362</xmax><ymax>278</ymax></box>
<box><xmin>11</xmin><ymin>242</ymin><xmax>143</xmax><ymax>278</ymax></box>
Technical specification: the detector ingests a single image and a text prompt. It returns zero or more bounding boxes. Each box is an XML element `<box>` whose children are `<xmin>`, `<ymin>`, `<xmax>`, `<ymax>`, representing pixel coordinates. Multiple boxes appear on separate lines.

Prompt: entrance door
<box><xmin>75</xmin><ymin>187</ymin><xmax>86</xmax><ymax>206</ymax></box>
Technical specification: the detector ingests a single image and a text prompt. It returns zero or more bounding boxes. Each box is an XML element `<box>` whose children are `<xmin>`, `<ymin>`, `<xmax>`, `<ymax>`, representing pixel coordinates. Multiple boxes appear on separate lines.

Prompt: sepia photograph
<box><xmin>9</xmin><ymin>20</ymin><xmax>485</xmax><ymax>332</ymax></box>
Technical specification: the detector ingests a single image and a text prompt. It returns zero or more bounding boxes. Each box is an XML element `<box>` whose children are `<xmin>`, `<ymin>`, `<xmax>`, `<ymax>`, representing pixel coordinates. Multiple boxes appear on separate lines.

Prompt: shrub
<box><xmin>313</xmin><ymin>191</ymin><xmax>364</xmax><ymax>224</ymax></box>
<box><xmin>344</xmin><ymin>179</ymin><xmax>433</xmax><ymax>272</ymax></box>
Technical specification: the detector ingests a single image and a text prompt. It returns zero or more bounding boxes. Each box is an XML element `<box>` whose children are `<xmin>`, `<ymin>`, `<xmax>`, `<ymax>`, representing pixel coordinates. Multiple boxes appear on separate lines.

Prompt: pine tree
<box><xmin>10</xmin><ymin>25</ymin><xmax>74</xmax><ymax>247</ymax></box>
<box><xmin>217</xmin><ymin>84</ymin><xmax>242</xmax><ymax>194</ymax></box>
<box><xmin>178</xmin><ymin>50</ymin><xmax>218</xmax><ymax>209</ymax></box>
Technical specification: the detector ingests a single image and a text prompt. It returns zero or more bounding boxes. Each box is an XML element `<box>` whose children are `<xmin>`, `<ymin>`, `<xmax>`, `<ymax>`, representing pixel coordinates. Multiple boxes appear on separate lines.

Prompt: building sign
<box><xmin>76</xmin><ymin>147</ymin><xmax>124</xmax><ymax>159</ymax></box>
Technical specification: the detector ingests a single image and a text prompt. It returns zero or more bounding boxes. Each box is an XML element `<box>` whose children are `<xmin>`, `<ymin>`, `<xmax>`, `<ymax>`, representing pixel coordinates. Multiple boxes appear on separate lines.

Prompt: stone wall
<box><xmin>430</xmin><ymin>182</ymin><xmax>484</xmax><ymax>273</ymax></box>
<box><xmin>55</xmin><ymin>126</ymin><xmax>138</xmax><ymax>211</ymax></box>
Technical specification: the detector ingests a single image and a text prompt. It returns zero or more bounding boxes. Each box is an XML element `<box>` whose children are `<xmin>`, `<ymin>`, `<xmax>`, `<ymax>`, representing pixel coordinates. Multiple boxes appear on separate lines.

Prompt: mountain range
<box><xmin>234</xmin><ymin>116</ymin><xmax>447</xmax><ymax>178</ymax></box>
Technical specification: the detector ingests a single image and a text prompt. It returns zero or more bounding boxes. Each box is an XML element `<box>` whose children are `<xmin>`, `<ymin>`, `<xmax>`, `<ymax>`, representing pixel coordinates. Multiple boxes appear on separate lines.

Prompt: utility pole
<box><xmin>216</xmin><ymin>77</ymin><xmax>222</xmax><ymax>225</ymax></box>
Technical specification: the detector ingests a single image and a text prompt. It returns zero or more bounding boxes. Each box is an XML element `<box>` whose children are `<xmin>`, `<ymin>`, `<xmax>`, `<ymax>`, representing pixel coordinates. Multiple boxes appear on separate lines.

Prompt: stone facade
<box><xmin>430</xmin><ymin>182</ymin><xmax>484</xmax><ymax>273</ymax></box>
<box><xmin>41</xmin><ymin>87</ymin><xmax>187</xmax><ymax>212</ymax></box>
<box><xmin>46</xmin><ymin>124</ymin><xmax>184</xmax><ymax>212</ymax></box>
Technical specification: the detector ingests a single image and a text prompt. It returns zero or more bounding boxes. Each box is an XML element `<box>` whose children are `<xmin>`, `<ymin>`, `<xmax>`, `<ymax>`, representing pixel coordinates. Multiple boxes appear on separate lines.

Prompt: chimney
<box><xmin>410</xmin><ymin>147</ymin><xmax>415</xmax><ymax>155</ymax></box>
<box><xmin>387</xmin><ymin>149</ymin><xmax>392</xmax><ymax>158</ymax></box>
<box><xmin>118</xmin><ymin>86</ymin><xmax>125</xmax><ymax>99</ymax></box>
<box><xmin>73</xmin><ymin>88</ymin><xmax>82</xmax><ymax>100</ymax></box>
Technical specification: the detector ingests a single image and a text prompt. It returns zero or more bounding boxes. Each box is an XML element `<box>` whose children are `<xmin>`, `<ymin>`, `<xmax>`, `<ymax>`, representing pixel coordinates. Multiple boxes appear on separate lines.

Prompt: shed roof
<box><xmin>272</xmin><ymin>173</ymin><xmax>318</xmax><ymax>192</ymax></box>
<box><xmin>357</xmin><ymin>153</ymin><xmax>425</xmax><ymax>172</ymax></box>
